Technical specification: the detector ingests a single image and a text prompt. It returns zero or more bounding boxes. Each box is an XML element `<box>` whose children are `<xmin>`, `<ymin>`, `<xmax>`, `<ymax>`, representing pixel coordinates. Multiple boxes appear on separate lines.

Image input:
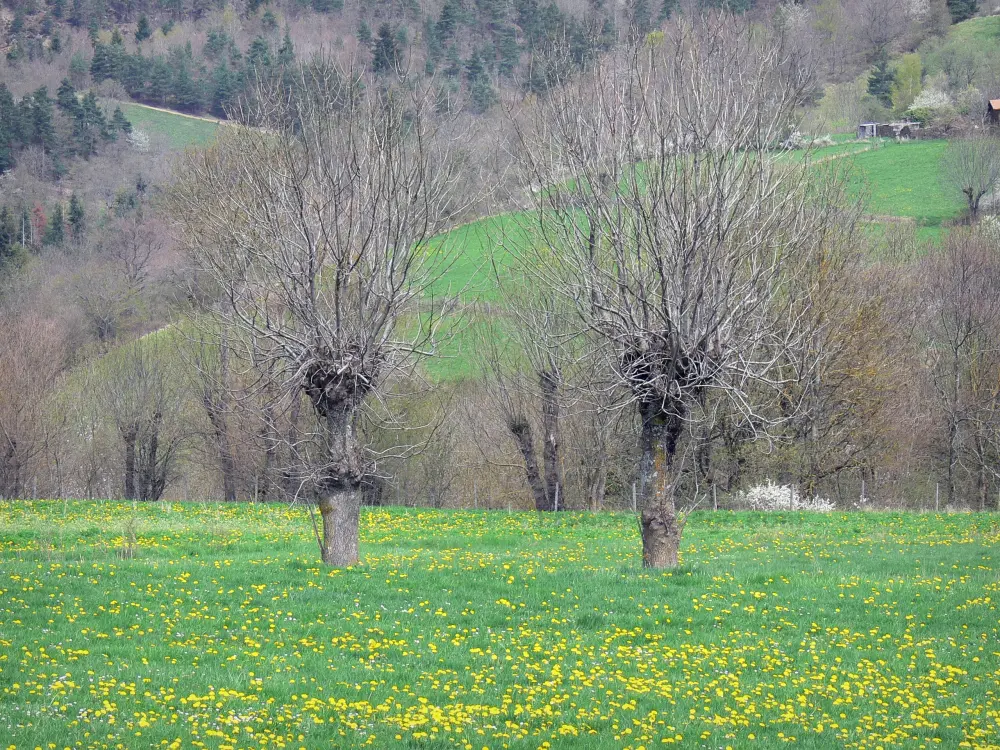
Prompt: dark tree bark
<box><xmin>508</xmin><ymin>415</ymin><xmax>550</xmax><ymax>511</ymax></box>
<box><xmin>123</xmin><ymin>423</ymin><xmax>138</xmax><ymax>500</ymax></box>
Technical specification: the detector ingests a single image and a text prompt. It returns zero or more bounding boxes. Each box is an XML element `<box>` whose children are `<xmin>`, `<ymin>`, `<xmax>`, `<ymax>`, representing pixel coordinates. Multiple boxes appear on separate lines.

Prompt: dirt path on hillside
<box><xmin>124</xmin><ymin>101</ymin><xmax>225</xmax><ymax>125</ymax></box>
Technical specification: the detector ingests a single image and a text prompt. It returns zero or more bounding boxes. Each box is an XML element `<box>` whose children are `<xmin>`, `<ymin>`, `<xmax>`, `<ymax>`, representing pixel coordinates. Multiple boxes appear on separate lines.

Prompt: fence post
<box><xmin>632</xmin><ymin>483</ymin><xmax>637</xmax><ymax>513</ymax></box>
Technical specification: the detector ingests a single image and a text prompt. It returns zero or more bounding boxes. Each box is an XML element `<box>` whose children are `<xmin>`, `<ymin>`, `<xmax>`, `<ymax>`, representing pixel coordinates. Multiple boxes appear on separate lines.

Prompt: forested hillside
<box><xmin>5</xmin><ymin>0</ymin><xmax>1000</xmax><ymax>524</ymax></box>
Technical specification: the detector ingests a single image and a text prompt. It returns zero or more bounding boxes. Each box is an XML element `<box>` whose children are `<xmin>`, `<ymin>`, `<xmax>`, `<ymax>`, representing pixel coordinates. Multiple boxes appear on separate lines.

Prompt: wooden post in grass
<box><xmin>713</xmin><ymin>485</ymin><xmax>718</xmax><ymax>512</ymax></box>
<box><xmin>935</xmin><ymin>483</ymin><xmax>940</xmax><ymax>513</ymax></box>
<box><xmin>632</xmin><ymin>483</ymin><xmax>637</xmax><ymax>514</ymax></box>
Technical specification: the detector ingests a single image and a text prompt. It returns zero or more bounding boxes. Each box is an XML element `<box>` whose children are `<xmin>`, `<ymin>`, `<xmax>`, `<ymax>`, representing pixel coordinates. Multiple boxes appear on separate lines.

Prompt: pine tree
<box><xmin>68</xmin><ymin>193</ymin><xmax>85</xmax><ymax>240</ymax></box>
<box><xmin>57</xmin><ymin>78</ymin><xmax>78</xmax><ymax>114</ymax></box>
<box><xmin>0</xmin><ymin>206</ymin><xmax>11</xmax><ymax>253</ymax></box>
<box><xmin>371</xmin><ymin>24</ymin><xmax>399</xmax><ymax>74</ymax></box>
<box><xmin>0</xmin><ymin>85</ymin><xmax>15</xmax><ymax>173</ymax></box>
<box><xmin>44</xmin><ymin>203</ymin><xmax>65</xmax><ymax>246</ymax></box>
<box><xmin>868</xmin><ymin>51</ymin><xmax>896</xmax><ymax>108</ymax></box>
<box><xmin>278</xmin><ymin>26</ymin><xmax>294</xmax><ymax>67</ymax></box>
<box><xmin>112</xmin><ymin>106</ymin><xmax>132</xmax><ymax>134</ymax></box>
<box><xmin>135</xmin><ymin>15</ymin><xmax>152</xmax><ymax>43</ymax></box>
<box><xmin>947</xmin><ymin>0</ymin><xmax>978</xmax><ymax>22</ymax></box>
<box><xmin>30</xmin><ymin>88</ymin><xmax>56</xmax><ymax>152</ymax></box>
<box><xmin>247</xmin><ymin>37</ymin><xmax>272</xmax><ymax>71</ymax></box>
<box><xmin>357</xmin><ymin>21</ymin><xmax>372</xmax><ymax>45</ymax></box>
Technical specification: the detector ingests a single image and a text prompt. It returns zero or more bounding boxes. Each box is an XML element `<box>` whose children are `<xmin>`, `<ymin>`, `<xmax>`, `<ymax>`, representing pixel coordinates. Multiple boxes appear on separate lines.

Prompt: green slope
<box><xmin>117</xmin><ymin>102</ymin><xmax>221</xmax><ymax>149</ymax></box>
<box><xmin>845</xmin><ymin>139</ymin><xmax>962</xmax><ymax>225</ymax></box>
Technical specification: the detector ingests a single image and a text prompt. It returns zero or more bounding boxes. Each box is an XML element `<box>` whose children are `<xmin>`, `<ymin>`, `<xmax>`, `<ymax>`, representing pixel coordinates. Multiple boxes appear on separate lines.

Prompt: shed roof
<box><xmin>990</xmin><ymin>99</ymin><xmax>1000</xmax><ymax>110</ymax></box>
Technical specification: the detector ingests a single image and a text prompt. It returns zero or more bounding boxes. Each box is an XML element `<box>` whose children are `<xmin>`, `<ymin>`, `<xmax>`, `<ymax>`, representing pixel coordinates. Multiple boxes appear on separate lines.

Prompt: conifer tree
<box><xmin>68</xmin><ymin>194</ymin><xmax>85</xmax><ymax>240</ymax></box>
<box><xmin>135</xmin><ymin>15</ymin><xmax>152</xmax><ymax>43</ymax></box>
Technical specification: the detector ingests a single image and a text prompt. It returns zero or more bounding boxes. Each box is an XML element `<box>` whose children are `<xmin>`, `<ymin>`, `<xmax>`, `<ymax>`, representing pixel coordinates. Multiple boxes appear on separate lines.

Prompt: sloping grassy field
<box><xmin>117</xmin><ymin>102</ymin><xmax>221</xmax><ymax>149</ymax></box>
<box><xmin>947</xmin><ymin>15</ymin><xmax>1000</xmax><ymax>44</ymax></box>
<box><xmin>844</xmin><ymin>139</ymin><xmax>963</xmax><ymax>226</ymax></box>
<box><xmin>2</xmin><ymin>502</ymin><xmax>999</xmax><ymax>750</ymax></box>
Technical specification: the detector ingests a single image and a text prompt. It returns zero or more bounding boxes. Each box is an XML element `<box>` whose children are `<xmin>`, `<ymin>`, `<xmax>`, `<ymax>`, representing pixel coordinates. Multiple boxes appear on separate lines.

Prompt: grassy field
<box><xmin>2</xmin><ymin>502</ymin><xmax>1000</xmax><ymax>749</ymax></box>
<box><xmin>117</xmin><ymin>103</ymin><xmax>221</xmax><ymax>149</ymax></box>
<box><xmin>844</xmin><ymin>139</ymin><xmax>963</xmax><ymax>226</ymax></box>
<box><xmin>948</xmin><ymin>15</ymin><xmax>1000</xmax><ymax>44</ymax></box>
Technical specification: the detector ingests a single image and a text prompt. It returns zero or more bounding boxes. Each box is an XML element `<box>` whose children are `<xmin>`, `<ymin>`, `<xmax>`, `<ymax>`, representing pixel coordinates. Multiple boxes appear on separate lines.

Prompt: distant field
<box><xmin>948</xmin><ymin>15</ymin><xmax>1000</xmax><ymax>44</ymax></box>
<box><xmin>117</xmin><ymin>102</ymin><xmax>221</xmax><ymax>149</ymax></box>
<box><xmin>2</xmin><ymin>501</ymin><xmax>999</xmax><ymax>750</ymax></box>
<box><xmin>845</xmin><ymin>139</ymin><xmax>963</xmax><ymax>225</ymax></box>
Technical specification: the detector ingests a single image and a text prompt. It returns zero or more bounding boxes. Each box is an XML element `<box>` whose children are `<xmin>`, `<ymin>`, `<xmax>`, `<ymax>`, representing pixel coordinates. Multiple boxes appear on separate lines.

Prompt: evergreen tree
<box><xmin>44</xmin><ymin>203</ymin><xmax>65</xmax><ymax>246</ymax></box>
<box><xmin>30</xmin><ymin>88</ymin><xmax>56</xmax><ymax>152</ymax></box>
<box><xmin>112</xmin><ymin>106</ymin><xmax>132</xmax><ymax>134</ymax></box>
<box><xmin>247</xmin><ymin>37</ymin><xmax>272</xmax><ymax>71</ymax></box>
<box><xmin>0</xmin><ymin>85</ymin><xmax>15</xmax><ymax>172</ymax></box>
<box><xmin>496</xmin><ymin>25</ymin><xmax>519</xmax><ymax>78</ymax></box>
<box><xmin>210</xmin><ymin>63</ymin><xmax>238</xmax><ymax>117</ymax></box>
<box><xmin>56</xmin><ymin>78</ymin><xmax>78</xmax><ymax>114</ymax></box>
<box><xmin>357</xmin><ymin>21</ymin><xmax>372</xmax><ymax>45</ymax></box>
<box><xmin>68</xmin><ymin>194</ymin><xmax>85</xmax><ymax>240</ymax></box>
<box><xmin>135</xmin><ymin>15</ymin><xmax>152</xmax><ymax>43</ymax></box>
<box><xmin>69</xmin><ymin>0</ymin><xmax>85</xmax><ymax>27</ymax></box>
<box><xmin>0</xmin><ymin>206</ymin><xmax>11</xmax><ymax>253</ymax></box>
<box><xmin>437</xmin><ymin>0</ymin><xmax>463</xmax><ymax>39</ymax></box>
<box><xmin>444</xmin><ymin>44</ymin><xmax>462</xmax><ymax>78</ymax></box>
<box><xmin>868</xmin><ymin>51</ymin><xmax>896</xmax><ymax>107</ymax></box>
<box><xmin>947</xmin><ymin>0</ymin><xmax>978</xmax><ymax>22</ymax></box>
<box><xmin>149</xmin><ymin>57</ymin><xmax>174</xmax><ymax>104</ymax></box>
<box><xmin>278</xmin><ymin>26</ymin><xmax>294</xmax><ymax>67</ymax></box>
<box><xmin>371</xmin><ymin>23</ymin><xmax>400</xmax><ymax>74</ymax></box>
<box><xmin>173</xmin><ymin>61</ymin><xmax>204</xmax><ymax>112</ymax></box>
<box><xmin>90</xmin><ymin>42</ymin><xmax>113</xmax><ymax>81</ymax></box>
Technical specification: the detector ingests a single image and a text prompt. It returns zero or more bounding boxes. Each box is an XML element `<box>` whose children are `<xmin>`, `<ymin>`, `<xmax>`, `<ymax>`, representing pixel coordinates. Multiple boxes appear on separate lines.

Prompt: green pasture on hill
<box><xmin>2</xmin><ymin>502</ymin><xmax>999</xmax><ymax>749</ymax></box>
<box><xmin>844</xmin><ymin>139</ymin><xmax>963</xmax><ymax>226</ymax></box>
<box><xmin>117</xmin><ymin>102</ymin><xmax>220</xmax><ymax>149</ymax></box>
<box><xmin>948</xmin><ymin>14</ymin><xmax>1000</xmax><ymax>44</ymax></box>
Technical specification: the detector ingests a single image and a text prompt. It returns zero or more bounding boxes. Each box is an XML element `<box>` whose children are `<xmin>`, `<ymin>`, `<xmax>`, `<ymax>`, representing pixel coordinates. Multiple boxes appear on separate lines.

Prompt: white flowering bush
<box><xmin>907</xmin><ymin>87</ymin><xmax>955</xmax><ymax>125</ymax></box>
<box><xmin>128</xmin><ymin>129</ymin><xmax>151</xmax><ymax>153</ymax></box>
<box><xmin>734</xmin><ymin>481</ymin><xmax>836</xmax><ymax>512</ymax></box>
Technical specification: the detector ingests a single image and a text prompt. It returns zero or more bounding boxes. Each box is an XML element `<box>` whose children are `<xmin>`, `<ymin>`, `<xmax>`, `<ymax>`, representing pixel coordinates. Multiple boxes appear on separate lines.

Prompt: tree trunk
<box><xmin>318</xmin><ymin>490</ymin><xmax>360</xmax><ymax>566</ymax></box>
<box><xmin>638</xmin><ymin>401</ymin><xmax>684</xmax><ymax>569</ymax></box>
<box><xmin>540</xmin><ymin>368</ymin><xmax>564</xmax><ymax>510</ymax></box>
<box><xmin>284</xmin><ymin>394</ymin><xmax>302</xmax><ymax>500</ymax></box>
<box><xmin>509</xmin><ymin>416</ymin><xmax>549</xmax><ymax>511</ymax></box>
<box><xmin>123</xmin><ymin>423</ymin><xmax>137</xmax><ymax>500</ymax></box>
<box><xmin>315</xmin><ymin>406</ymin><xmax>364</xmax><ymax>566</ymax></box>
<box><xmin>204</xmin><ymin>331</ymin><xmax>238</xmax><ymax>502</ymax></box>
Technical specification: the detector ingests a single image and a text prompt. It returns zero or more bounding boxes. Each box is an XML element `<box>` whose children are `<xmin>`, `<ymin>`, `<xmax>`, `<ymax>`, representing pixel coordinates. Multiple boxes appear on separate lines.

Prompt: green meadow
<box><xmin>118</xmin><ymin>102</ymin><xmax>221</xmax><ymax>149</ymax></box>
<box><xmin>2</xmin><ymin>502</ymin><xmax>999</xmax><ymax>749</ymax></box>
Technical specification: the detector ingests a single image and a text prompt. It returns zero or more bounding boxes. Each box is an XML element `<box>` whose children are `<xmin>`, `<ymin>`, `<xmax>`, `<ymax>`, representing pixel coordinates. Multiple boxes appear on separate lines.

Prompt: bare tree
<box><xmin>0</xmin><ymin>311</ymin><xmax>64</xmax><ymax>498</ymax></box>
<box><xmin>507</xmin><ymin>18</ymin><xmax>847</xmax><ymax>567</ymax></box>
<box><xmin>170</xmin><ymin>61</ymin><xmax>475</xmax><ymax>565</ymax></box>
<box><xmin>941</xmin><ymin>137</ymin><xmax>1000</xmax><ymax>222</ymax></box>
<box><xmin>97</xmin><ymin>339</ymin><xmax>186</xmax><ymax>502</ymax></box>
<box><xmin>920</xmin><ymin>230</ymin><xmax>1000</xmax><ymax>506</ymax></box>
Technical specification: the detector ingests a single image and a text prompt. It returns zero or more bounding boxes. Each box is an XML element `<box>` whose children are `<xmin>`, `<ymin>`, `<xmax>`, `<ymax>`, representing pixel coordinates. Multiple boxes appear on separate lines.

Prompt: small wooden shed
<box><xmin>988</xmin><ymin>99</ymin><xmax>1000</xmax><ymax>124</ymax></box>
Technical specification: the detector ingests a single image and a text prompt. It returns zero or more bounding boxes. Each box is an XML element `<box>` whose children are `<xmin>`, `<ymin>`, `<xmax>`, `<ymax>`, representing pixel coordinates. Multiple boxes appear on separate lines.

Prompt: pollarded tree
<box><xmin>170</xmin><ymin>61</ymin><xmax>474</xmax><ymax>565</ymax></box>
<box><xmin>508</xmin><ymin>17</ymin><xmax>849</xmax><ymax>567</ymax></box>
<box><xmin>941</xmin><ymin>136</ymin><xmax>1000</xmax><ymax>222</ymax></box>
